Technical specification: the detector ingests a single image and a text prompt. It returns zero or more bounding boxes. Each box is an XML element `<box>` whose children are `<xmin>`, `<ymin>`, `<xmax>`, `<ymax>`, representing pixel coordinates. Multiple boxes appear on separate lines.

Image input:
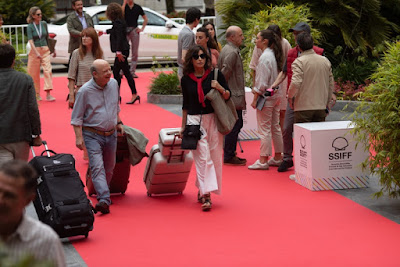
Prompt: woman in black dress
<box><xmin>106</xmin><ymin>3</ymin><xmax>139</xmax><ymax>104</ymax></box>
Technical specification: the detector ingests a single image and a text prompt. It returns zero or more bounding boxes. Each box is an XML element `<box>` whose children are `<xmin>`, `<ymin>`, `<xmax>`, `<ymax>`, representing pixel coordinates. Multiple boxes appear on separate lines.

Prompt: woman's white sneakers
<box><xmin>268</xmin><ymin>158</ymin><xmax>283</xmax><ymax>167</ymax></box>
<box><xmin>248</xmin><ymin>159</ymin><xmax>269</xmax><ymax>170</ymax></box>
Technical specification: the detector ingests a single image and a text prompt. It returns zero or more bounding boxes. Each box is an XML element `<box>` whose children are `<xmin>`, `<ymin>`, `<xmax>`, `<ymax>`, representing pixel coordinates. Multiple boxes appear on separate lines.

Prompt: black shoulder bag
<box><xmin>181</xmin><ymin>114</ymin><xmax>202</xmax><ymax>150</ymax></box>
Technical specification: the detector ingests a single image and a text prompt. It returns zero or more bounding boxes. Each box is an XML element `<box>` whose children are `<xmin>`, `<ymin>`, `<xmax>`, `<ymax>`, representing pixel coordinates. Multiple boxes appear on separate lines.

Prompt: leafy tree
<box><xmin>0</xmin><ymin>0</ymin><xmax>55</xmax><ymax>25</ymax></box>
<box><xmin>215</xmin><ymin>0</ymin><xmax>399</xmax><ymax>62</ymax></box>
<box><xmin>242</xmin><ymin>3</ymin><xmax>321</xmax><ymax>85</ymax></box>
<box><xmin>0</xmin><ymin>33</ymin><xmax>26</xmax><ymax>73</ymax></box>
<box><xmin>349</xmin><ymin>41</ymin><xmax>400</xmax><ymax>198</ymax></box>
<box><xmin>215</xmin><ymin>0</ymin><xmax>268</xmax><ymax>37</ymax></box>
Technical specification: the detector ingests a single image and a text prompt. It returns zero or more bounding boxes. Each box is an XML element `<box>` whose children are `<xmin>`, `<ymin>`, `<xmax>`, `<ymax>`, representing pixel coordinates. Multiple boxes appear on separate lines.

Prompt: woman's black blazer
<box><xmin>107</xmin><ymin>18</ymin><xmax>130</xmax><ymax>53</ymax></box>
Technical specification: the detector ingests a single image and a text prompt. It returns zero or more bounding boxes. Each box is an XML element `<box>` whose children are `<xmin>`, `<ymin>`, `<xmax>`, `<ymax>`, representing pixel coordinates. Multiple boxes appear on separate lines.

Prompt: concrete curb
<box><xmin>333</xmin><ymin>100</ymin><xmax>363</xmax><ymax>112</ymax></box>
<box><xmin>147</xmin><ymin>96</ymin><xmax>367</xmax><ymax>112</ymax></box>
<box><xmin>147</xmin><ymin>93</ymin><xmax>182</xmax><ymax>104</ymax></box>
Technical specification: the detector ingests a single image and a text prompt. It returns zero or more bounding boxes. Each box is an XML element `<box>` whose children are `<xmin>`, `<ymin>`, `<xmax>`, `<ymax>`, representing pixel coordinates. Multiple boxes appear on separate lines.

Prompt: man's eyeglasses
<box><xmin>192</xmin><ymin>53</ymin><xmax>206</xmax><ymax>60</ymax></box>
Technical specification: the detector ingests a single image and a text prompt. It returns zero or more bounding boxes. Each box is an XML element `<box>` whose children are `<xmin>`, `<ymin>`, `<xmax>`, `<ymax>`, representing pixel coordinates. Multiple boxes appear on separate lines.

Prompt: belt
<box><xmin>83</xmin><ymin>126</ymin><xmax>115</xmax><ymax>137</ymax></box>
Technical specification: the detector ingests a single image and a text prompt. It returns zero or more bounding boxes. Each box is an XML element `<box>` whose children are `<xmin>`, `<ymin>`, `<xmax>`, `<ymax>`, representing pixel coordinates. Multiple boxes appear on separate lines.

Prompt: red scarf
<box><xmin>188</xmin><ymin>69</ymin><xmax>211</xmax><ymax>107</ymax></box>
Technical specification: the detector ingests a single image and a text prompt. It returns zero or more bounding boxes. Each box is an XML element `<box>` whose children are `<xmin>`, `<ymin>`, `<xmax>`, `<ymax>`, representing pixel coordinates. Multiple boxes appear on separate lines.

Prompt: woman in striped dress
<box><xmin>67</xmin><ymin>27</ymin><xmax>103</xmax><ymax>109</ymax></box>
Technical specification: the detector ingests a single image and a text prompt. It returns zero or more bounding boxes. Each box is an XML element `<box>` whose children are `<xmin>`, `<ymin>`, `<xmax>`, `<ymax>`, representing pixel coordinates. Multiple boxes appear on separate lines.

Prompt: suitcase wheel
<box><xmin>147</xmin><ymin>192</ymin><xmax>151</xmax><ymax>197</ymax></box>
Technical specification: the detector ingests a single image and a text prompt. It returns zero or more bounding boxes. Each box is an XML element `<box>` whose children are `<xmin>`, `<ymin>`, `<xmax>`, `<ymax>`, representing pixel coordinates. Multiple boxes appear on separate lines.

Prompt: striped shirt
<box><xmin>1</xmin><ymin>214</ymin><xmax>66</xmax><ymax>266</ymax></box>
<box><xmin>68</xmin><ymin>49</ymin><xmax>95</xmax><ymax>87</ymax></box>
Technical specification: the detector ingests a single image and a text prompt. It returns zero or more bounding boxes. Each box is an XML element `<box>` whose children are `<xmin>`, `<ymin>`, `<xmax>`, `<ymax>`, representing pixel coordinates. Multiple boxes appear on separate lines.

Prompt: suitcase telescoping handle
<box><xmin>30</xmin><ymin>141</ymin><xmax>55</xmax><ymax>158</ymax></box>
<box><xmin>166</xmin><ymin>132</ymin><xmax>184</xmax><ymax>163</ymax></box>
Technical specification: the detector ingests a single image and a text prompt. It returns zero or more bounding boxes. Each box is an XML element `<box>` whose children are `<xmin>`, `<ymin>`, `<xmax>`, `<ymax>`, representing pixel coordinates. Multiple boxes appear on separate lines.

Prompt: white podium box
<box><xmin>293</xmin><ymin>121</ymin><xmax>369</xmax><ymax>191</ymax></box>
<box><xmin>239</xmin><ymin>87</ymin><xmax>260</xmax><ymax>140</ymax></box>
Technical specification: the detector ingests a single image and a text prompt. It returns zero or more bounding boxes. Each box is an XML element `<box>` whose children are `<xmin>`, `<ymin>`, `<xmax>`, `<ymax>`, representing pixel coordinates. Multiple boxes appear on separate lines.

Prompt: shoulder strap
<box><xmin>214</xmin><ymin>68</ymin><xmax>218</xmax><ymax>80</ymax></box>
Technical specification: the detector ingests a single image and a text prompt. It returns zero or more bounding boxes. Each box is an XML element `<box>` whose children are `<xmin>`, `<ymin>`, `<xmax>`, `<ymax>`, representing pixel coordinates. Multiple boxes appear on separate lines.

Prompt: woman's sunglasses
<box><xmin>192</xmin><ymin>53</ymin><xmax>206</xmax><ymax>60</ymax></box>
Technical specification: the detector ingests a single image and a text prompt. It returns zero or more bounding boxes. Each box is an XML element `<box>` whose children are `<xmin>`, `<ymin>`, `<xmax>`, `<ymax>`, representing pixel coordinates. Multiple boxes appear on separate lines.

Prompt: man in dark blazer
<box><xmin>0</xmin><ymin>44</ymin><xmax>42</xmax><ymax>164</ymax></box>
<box><xmin>67</xmin><ymin>0</ymin><xmax>94</xmax><ymax>58</ymax></box>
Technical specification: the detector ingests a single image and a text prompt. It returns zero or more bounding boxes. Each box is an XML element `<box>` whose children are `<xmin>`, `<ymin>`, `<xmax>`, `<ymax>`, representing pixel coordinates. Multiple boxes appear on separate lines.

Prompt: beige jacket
<box><xmin>288</xmin><ymin>49</ymin><xmax>334</xmax><ymax>111</ymax></box>
<box><xmin>218</xmin><ymin>42</ymin><xmax>246</xmax><ymax>110</ymax></box>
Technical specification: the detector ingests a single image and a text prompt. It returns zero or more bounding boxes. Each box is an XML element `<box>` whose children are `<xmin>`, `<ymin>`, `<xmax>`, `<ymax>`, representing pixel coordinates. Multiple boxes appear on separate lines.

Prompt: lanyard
<box><xmin>33</xmin><ymin>22</ymin><xmax>42</xmax><ymax>39</ymax></box>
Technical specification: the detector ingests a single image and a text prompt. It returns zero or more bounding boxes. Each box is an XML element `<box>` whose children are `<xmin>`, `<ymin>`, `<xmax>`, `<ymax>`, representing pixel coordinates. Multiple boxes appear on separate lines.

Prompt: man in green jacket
<box><xmin>67</xmin><ymin>0</ymin><xmax>94</xmax><ymax>62</ymax></box>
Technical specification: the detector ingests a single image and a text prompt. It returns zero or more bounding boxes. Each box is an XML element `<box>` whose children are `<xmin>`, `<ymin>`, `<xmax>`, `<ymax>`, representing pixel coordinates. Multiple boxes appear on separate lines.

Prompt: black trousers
<box><xmin>113</xmin><ymin>50</ymin><xmax>137</xmax><ymax>95</ymax></box>
<box><xmin>223</xmin><ymin>110</ymin><xmax>243</xmax><ymax>161</ymax></box>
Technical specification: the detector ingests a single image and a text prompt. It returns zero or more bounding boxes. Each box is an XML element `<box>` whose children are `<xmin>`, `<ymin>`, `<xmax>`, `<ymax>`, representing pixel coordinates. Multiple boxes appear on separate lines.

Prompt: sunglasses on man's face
<box><xmin>192</xmin><ymin>53</ymin><xmax>206</xmax><ymax>60</ymax></box>
<box><xmin>36</xmin><ymin>13</ymin><xmax>42</xmax><ymax>16</ymax></box>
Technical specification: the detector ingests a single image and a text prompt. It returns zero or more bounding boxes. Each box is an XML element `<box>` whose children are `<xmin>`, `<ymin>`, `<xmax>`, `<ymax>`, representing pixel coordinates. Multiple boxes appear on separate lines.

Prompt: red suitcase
<box><xmin>86</xmin><ymin>135</ymin><xmax>131</xmax><ymax>196</ymax></box>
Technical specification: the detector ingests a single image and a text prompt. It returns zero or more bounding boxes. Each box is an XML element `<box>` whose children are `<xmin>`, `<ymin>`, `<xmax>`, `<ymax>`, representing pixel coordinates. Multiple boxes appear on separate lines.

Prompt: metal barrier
<box><xmin>2</xmin><ymin>16</ymin><xmax>216</xmax><ymax>56</ymax></box>
<box><xmin>1</xmin><ymin>24</ymin><xmax>28</xmax><ymax>56</ymax></box>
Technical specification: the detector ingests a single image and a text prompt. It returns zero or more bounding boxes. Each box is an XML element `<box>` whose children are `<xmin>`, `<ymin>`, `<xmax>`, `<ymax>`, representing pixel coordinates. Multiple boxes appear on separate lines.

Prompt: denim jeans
<box><xmin>83</xmin><ymin>130</ymin><xmax>117</xmax><ymax>205</ymax></box>
<box><xmin>223</xmin><ymin>110</ymin><xmax>243</xmax><ymax>161</ymax></box>
<box><xmin>282</xmin><ymin>102</ymin><xmax>294</xmax><ymax>162</ymax></box>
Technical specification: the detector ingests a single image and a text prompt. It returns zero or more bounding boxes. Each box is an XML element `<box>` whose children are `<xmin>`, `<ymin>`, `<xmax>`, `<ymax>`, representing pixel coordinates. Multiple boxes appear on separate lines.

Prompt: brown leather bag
<box><xmin>205</xmin><ymin>69</ymin><xmax>238</xmax><ymax>135</ymax></box>
<box><xmin>44</xmin><ymin>22</ymin><xmax>56</xmax><ymax>54</ymax></box>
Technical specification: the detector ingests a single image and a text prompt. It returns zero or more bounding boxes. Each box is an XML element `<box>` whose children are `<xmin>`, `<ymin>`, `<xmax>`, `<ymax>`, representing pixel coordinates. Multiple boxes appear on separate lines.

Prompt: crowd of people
<box><xmin>0</xmin><ymin>3</ymin><xmax>336</xmax><ymax>265</ymax></box>
<box><xmin>178</xmin><ymin>8</ymin><xmax>335</xmax><ymax>210</ymax></box>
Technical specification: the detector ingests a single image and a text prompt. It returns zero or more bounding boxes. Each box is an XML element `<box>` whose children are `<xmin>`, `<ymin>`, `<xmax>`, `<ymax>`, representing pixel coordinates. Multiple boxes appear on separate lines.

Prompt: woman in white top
<box><xmin>249</xmin><ymin>25</ymin><xmax>291</xmax><ymax>132</ymax></box>
<box><xmin>248</xmin><ymin>29</ymin><xmax>284</xmax><ymax>170</ymax></box>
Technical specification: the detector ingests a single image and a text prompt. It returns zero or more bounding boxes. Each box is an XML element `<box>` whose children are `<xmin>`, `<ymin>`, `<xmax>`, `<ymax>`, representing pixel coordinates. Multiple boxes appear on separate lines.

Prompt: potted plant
<box><xmin>350</xmin><ymin>41</ymin><xmax>400</xmax><ymax>199</ymax></box>
<box><xmin>147</xmin><ymin>57</ymin><xmax>181</xmax><ymax>104</ymax></box>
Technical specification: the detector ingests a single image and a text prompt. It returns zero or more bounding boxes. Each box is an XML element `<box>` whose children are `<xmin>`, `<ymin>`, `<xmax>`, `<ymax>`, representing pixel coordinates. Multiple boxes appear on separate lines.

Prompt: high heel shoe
<box><xmin>126</xmin><ymin>95</ymin><xmax>140</xmax><ymax>104</ymax></box>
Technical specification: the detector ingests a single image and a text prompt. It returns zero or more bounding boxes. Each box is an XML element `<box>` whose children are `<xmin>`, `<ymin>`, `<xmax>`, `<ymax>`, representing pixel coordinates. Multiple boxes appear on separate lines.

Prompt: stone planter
<box><xmin>333</xmin><ymin>100</ymin><xmax>371</xmax><ymax>112</ymax></box>
<box><xmin>147</xmin><ymin>93</ymin><xmax>182</xmax><ymax>104</ymax></box>
<box><xmin>332</xmin><ymin>100</ymin><xmax>361</xmax><ymax>112</ymax></box>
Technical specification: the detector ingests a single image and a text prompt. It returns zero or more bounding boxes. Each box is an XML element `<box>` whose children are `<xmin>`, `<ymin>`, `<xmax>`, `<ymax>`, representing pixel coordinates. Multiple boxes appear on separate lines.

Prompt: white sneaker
<box><xmin>289</xmin><ymin>174</ymin><xmax>296</xmax><ymax>181</ymax></box>
<box><xmin>268</xmin><ymin>157</ymin><xmax>283</xmax><ymax>166</ymax></box>
<box><xmin>46</xmin><ymin>95</ymin><xmax>56</xmax><ymax>101</ymax></box>
<box><xmin>248</xmin><ymin>160</ymin><xmax>269</xmax><ymax>170</ymax></box>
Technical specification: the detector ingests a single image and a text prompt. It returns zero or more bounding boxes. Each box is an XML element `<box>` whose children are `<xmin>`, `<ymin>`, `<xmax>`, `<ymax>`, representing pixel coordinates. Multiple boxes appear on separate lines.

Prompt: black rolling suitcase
<box><xmin>29</xmin><ymin>141</ymin><xmax>95</xmax><ymax>238</ymax></box>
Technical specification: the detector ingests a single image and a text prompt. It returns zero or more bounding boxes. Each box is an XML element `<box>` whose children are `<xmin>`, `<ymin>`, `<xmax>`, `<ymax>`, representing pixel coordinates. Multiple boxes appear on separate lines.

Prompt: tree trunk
<box><xmin>204</xmin><ymin>0</ymin><xmax>215</xmax><ymax>16</ymax></box>
<box><xmin>166</xmin><ymin>0</ymin><xmax>174</xmax><ymax>14</ymax></box>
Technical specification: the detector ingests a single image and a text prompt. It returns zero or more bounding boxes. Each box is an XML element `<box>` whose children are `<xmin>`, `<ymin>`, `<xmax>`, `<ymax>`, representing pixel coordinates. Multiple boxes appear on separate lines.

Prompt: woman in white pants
<box><xmin>249</xmin><ymin>29</ymin><xmax>284</xmax><ymax>170</ymax></box>
<box><xmin>180</xmin><ymin>45</ymin><xmax>230</xmax><ymax>211</ymax></box>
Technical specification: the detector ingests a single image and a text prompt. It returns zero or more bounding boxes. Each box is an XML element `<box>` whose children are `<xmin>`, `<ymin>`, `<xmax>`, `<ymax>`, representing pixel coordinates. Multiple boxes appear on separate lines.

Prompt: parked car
<box><xmin>43</xmin><ymin>5</ymin><xmax>183</xmax><ymax>65</ymax></box>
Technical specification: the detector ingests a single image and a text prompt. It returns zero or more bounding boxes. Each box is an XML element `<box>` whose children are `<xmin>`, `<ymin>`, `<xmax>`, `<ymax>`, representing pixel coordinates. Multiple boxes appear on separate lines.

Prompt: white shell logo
<box><xmin>332</xmin><ymin>137</ymin><xmax>348</xmax><ymax>151</ymax></box>
<box><xmin>300</xmin><ymin>135</ymin><xmax>306</xmax><ymax>149</ymax></box>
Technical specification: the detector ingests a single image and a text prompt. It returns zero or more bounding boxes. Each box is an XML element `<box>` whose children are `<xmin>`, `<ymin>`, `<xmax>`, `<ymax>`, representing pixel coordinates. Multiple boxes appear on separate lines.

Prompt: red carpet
<box><xmin>32</xmin><ymin>74</ymin><xmax>400</xmax><ymax>266</ymax></box>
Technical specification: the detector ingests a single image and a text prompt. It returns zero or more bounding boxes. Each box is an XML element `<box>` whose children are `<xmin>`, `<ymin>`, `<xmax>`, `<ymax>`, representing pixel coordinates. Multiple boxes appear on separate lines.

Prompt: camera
<box><xmin>263</xmin><ymin>86</ymin><xmax>279</xmax><ymax>97</ymax></box>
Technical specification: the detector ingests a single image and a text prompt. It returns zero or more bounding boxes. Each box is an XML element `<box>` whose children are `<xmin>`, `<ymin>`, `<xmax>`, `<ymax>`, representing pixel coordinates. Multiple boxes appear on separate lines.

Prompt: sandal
<box><xmin>197</xmin><ymin>191</ymin><xmax>204</xmax><ymax>203</ymax></box>
<box><xmin>201</xmin><ymin>193</ymin><xmax>212</xmax><ymax>211</ymax></box>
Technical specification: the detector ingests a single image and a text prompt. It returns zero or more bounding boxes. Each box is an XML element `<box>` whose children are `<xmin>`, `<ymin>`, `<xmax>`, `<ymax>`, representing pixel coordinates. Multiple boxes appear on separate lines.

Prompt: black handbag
<box><xmin>181</xmin><ymin>115</ymin><xmax>202</xmax><ymax>150</ymax></box>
